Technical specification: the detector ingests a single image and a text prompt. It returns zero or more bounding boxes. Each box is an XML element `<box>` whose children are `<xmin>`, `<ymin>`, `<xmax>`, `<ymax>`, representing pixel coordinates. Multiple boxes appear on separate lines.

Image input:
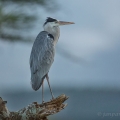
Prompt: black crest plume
<box><xmin>44</xmin><ymin>17</ymin><xmax>57</xmax><ymax>26</ymax></box>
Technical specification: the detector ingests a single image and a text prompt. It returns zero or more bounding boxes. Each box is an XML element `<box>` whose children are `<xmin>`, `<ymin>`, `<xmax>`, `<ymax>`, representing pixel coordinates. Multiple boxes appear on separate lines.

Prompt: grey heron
<box><xmin>30</xmin><ymin>17</ymin><xmax>74</xmax><ymax>102</ymax></box>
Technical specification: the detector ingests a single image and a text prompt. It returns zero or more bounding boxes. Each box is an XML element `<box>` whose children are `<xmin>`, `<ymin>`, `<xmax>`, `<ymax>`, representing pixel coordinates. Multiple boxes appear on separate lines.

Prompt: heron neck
<box><xmin>44</xmin><ymin>26</ymin><xmax>60</xmax><ymax>45</ymax></box>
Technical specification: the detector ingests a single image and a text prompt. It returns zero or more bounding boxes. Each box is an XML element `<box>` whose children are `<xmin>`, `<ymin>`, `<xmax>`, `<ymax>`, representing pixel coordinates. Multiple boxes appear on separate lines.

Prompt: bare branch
<box><xmin>0</xmin><ymin>94</ymin><xmax>68</xmax><ymax>120</ymax></box>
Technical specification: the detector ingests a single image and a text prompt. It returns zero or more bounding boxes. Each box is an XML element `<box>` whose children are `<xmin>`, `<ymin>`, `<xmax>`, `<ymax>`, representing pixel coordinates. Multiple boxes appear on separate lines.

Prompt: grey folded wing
<box><xmin>30</xmin><ymin>31</ymin><xmax>55</xmax><ymax>91</ymax></box>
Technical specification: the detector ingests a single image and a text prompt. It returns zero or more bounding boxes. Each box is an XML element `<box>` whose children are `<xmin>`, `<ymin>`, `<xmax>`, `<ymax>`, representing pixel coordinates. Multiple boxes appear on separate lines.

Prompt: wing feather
<box><xmin>30</xmin><ymin>31</ymin><xmax>55</xmax><ymax>91</ymax></box>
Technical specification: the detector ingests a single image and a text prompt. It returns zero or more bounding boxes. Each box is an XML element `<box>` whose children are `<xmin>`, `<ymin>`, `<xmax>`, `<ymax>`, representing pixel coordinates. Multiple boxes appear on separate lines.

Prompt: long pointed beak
<box><xmin>58</xmin><ymin>21</ymin><xmax>75</xmax><ymax>25</ymax></box>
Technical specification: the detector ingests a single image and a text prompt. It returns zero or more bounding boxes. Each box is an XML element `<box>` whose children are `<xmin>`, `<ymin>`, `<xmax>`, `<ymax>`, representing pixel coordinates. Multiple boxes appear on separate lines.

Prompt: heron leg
<box><xmin>46</xmin><ymin>73</ymin><xmax>54</xmax><ymax>99</ymax></box>
<box><xmin>42</xmin><ymin>79</ymin><xmax>44</xmax><ymax>103</ymax></box>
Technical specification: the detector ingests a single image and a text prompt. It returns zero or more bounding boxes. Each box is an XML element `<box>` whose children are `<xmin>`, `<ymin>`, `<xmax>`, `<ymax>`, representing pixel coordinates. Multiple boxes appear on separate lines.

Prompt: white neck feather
<box><xmin>44</xmin><ymin>22</ymin><xmax>60</xmax><ymax>45</ymax></box>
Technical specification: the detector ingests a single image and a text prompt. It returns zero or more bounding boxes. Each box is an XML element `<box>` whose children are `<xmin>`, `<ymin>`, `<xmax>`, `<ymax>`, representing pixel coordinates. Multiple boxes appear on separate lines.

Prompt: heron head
<box><xmin>43</xmin><ymin>17</ymin><xmax>74</xmax><ymax>28</ymax></box>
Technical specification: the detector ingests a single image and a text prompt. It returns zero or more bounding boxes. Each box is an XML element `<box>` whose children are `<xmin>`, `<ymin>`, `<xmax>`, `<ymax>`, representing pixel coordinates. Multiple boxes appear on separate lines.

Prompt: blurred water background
<box><xmin>0</xmin><ymin>0</ymin><xmax>120</xmax><ymax>120</ymax></box>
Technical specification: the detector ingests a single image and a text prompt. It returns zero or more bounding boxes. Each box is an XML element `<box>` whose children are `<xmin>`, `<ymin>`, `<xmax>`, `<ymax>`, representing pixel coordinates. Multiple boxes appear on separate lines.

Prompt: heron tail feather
<box><xmin>31</xmin><ymin>74</ymin><xmax>43</xmax><ymax>91</ymax></box>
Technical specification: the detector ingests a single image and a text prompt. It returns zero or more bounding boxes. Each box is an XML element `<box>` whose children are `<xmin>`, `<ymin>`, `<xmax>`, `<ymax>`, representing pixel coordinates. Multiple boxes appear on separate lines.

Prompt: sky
<box><xmin>0</xmin><ymin>0</ymin><xmax>120</xmax><ymax>91</ymax></box>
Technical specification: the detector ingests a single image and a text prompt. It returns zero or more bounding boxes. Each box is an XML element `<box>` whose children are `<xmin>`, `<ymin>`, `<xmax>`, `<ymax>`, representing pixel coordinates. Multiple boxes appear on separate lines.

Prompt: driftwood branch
<box><xmin>0</xmin><ymin>94</ymin><xmax>68</xmax><ymax>120</ymax></box>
